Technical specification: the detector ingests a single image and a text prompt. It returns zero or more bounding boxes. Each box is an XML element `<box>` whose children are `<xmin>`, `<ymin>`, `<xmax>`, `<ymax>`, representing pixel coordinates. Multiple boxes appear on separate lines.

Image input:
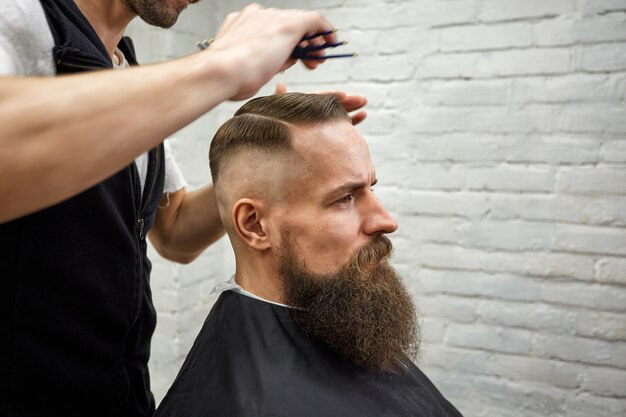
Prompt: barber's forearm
<box><xmin>149</xmin><ymin>185</ymin><xmax>225</xmax><ymax>264</ymax></box>
<box><xmin>0</xmin><ymin>5</ymin><xmax>338</xmax><ymax>224</ymax></box>
<box><xmin>0</xmin><ymin>51</ymin><xmax>237</xmax><ymax>223</ymax></box>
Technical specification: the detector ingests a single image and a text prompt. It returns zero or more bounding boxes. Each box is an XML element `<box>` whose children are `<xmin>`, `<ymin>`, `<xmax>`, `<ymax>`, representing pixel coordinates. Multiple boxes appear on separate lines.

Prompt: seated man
<box><xmin>155</xmin><ymin>93</ymin><xmax>463</xmax><ymax>417</ymax></box>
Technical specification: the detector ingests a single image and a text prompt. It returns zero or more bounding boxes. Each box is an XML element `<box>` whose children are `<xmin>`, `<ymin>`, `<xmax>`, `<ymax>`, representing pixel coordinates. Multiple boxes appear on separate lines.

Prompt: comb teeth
<box><xmin>301</xmin><ymin>28</ymin><xmax>338</xmax><ymax>41</ymax></box>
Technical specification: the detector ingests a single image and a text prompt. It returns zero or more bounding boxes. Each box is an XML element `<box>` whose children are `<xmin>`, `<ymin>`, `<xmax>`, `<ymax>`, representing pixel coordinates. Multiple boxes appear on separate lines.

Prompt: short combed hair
<box><xmin>209</xmin><ymin>93</ymin><xmax>350</xmax><ymax>182</ymax></box>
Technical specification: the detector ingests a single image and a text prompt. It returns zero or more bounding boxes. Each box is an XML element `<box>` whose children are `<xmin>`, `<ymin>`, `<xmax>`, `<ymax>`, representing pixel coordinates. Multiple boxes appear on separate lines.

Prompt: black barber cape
<box><xmin>155</xmin><ymin>290</ymin><xmax>463</xmax><ymax>417</ymax></box>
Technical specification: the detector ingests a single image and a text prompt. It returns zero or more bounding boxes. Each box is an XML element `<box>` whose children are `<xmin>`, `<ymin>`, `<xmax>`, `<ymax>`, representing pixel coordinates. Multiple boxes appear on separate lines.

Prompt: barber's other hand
<box><xmin>208</xmin><ymin>4</ymin><xmax>336</xmax><ymax>101</ymax></box>
<box><xmin>274</xmin><ymin>82</ymin><xmax>368</xmax><ymax>125</ymax></box>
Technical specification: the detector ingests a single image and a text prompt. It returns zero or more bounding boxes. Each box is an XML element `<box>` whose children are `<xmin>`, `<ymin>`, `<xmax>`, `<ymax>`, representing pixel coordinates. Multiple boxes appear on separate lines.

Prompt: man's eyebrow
<box><xmin>326</xmin><ymin>178</ymin><xmax>378</xmax><ymax>197</ymax></box>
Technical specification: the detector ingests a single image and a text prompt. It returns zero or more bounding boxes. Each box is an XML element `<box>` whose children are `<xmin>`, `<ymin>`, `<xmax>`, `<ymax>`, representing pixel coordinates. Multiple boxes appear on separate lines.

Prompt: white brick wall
<box><xmin>128</xmin><ymin>0</ymin><xmax>626</xmax><ymax>414</ymax></box>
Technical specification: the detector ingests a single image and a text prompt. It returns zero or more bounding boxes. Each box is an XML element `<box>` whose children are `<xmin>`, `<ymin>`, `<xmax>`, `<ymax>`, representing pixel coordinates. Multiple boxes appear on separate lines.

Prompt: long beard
<box><xmin>279</xmin><ymin>235</ymin><xmax>421</xmax><ymax>372</ymax></box>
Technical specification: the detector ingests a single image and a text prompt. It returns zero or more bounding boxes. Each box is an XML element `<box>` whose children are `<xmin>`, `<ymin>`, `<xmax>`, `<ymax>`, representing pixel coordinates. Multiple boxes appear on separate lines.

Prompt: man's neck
<box><xmin>234</xmin><ymin>257</ymin><xmax>284</xmax><ymax>304</ymax></box>
<box><xmin>235</xmin><ymin>274</ymin><xmax>284</xmax><ymax>304</ymax></box>
<box><xmin>74</xmin><ymin>0</ymin><xmax>136</xmax><ymax>60</ymax></box>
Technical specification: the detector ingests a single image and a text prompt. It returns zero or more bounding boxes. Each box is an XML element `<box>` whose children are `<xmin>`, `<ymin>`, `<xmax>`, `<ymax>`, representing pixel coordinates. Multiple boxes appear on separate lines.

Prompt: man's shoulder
<box><xmin>204</xmin><ymin>290</ymin><xmax>291</xmax><ymax>337</ymax></box>
<box><xmin>159</xmin><ymin>291</ymin><xmax>463</xmax><ymax>417</ymax></box>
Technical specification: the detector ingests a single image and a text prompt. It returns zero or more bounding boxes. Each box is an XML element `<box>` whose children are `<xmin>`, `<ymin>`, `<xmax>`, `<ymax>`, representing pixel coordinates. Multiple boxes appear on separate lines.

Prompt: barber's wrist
<box><xmin>185</xmin><ymin>48</ymin><xmax>244</xmax><ymax>104</ymax></box>
<box><xmin>200</xmin><ymin>45</ymin><xmax>276</xmax><ymax>102</ymax></box>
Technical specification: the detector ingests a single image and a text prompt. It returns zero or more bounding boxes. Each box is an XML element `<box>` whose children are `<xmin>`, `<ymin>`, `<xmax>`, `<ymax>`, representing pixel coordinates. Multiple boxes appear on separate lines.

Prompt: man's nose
<box><xmin>363</xmin><ymin>193</ymin><xmax>398</xmax><ymax>235</ymax></box>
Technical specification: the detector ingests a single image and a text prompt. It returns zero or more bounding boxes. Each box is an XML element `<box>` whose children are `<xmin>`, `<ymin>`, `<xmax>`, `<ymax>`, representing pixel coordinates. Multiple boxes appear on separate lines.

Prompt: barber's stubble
<box><xmin>123</xmin><ymin>0</ymin><xmax>200</xmax><ymax>28</ymax></box>
<box><xmin>279</xmin><ymin>235</ymin><xmax>421</xmax><ymax>372</ymax></box>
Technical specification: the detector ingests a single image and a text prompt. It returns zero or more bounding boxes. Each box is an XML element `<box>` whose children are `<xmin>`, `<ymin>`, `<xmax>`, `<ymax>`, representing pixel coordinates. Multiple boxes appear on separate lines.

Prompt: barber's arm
<box><xmin>149</xmin><ymin>186</ymin><xmax>224</xmax><ymax>264</ymax></box>
<box><xmin>0</xmin><ymin>5</ymin><xmax>336</xmax><ymax>224</ymax></box>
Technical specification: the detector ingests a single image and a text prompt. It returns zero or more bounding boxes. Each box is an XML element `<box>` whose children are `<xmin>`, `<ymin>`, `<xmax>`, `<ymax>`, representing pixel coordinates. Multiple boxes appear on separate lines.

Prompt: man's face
<box><xmin>124</xmin><ymin>0</ymin><xmax>200</xmax><ymax>28</ymax></box>
<box><xmin>269</xmin><ymin>121</ymin><xmax>398</xmax><ymax>277</ymax></box>
<box><xmin>270</xmin><ymin>121</ymin><xmax>419</xmax><ymax>371</ymax></box>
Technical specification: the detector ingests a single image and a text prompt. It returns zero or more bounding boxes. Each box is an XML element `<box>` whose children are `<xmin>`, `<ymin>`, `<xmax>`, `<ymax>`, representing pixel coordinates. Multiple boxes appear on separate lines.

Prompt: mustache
<box><xmin>342</xmin><ymin>235</ymin><xmax>393</xmax><ymax>276</ymax></box>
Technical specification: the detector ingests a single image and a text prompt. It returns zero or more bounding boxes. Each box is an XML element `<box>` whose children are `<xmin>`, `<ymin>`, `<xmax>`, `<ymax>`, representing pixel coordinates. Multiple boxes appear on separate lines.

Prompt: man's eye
<box><xmin>337</xmin><ymin>194</ymin><xmax>355</xmax><ymax>205</ymax></box>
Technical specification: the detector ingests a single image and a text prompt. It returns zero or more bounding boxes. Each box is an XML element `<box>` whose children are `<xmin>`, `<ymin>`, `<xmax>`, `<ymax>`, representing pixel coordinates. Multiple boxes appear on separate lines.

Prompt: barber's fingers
<box><xmin>339</xmin><ymin>93</ymin><xmax>368</xmax><ymax>114</ymax></box>
<box><xmin>212</xmin><ymin>6</ymin><xmax>336</xmax><ymax>62</ymax></box>
<box><xmin>295</xmin><ymin>10</ymin><xmax>336</xmax><ymax>70</ymax></box>
<box><xmin>278</xmin><ymin>58</ymin><xmax>298</xmax><ymax>73</ymax></box>
<box><xmin>207</xmin><ymin>6</ymin><xmax>339</xmax><ymax>100</ymax></box>
<box><xmin>312</xmin><ymin>90</ymin><xmax>368</xmax><ymax>122</ymax></box>
<box><xmin>217</xmin><ymin>3</ymin><xmax>263</xmax><ymax>33</ymax></box>
<box><xmin>296</xmin><ymin>34</ymin><xmax>328</xmax><ymax>70</ymax></box>
<box><xmin>274</xmin><ymin>82</ymin><xmax>288</xmax><ymax>95</ymax></box>
<box><xmin>336</xmin><ymin>93</ymin><xmax>368</xmax><ymax>125</ymax></box>
<box><xmin>350</xmin><ymin>111</ymin><xmax>367</xmax><ymax>125</ymax></box>
<box><xmin>219</xmin><ymin>10</ymin><xmax>238</xmax><ymax>31</ymax></box>
<box><xmin>323</xmin><ymin>90</ymin><xmax>368</xmax><ymax>125</ymax></box>
<box><xmin>214</xmin><ymin>5</ymin><xmax>334</xmax><ymax>43</ymax></box>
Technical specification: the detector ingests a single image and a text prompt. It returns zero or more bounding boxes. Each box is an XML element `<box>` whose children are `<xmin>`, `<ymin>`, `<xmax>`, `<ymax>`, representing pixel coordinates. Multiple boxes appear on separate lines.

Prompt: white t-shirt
<box><xmin>0</xmin><ymin>0</ymin><xmax>187</xmax><ymax>194</ymax></box>
<box><xmin>0</xmin><ymin>0</ymin><xmax>55</xmax><ymax>76</ymax></box>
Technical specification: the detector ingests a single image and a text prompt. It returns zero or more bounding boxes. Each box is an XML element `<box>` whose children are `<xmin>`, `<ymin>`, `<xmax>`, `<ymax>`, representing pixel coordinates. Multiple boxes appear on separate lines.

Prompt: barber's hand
<box><xmin>208</xmin><ymin>4</ymin><xmax>336</xmax><ymax>101</ymax></box>
<box><xmin>274</xmin><ymin>82</ymin><xmax>368</xmax><ymax>125</ymax></box>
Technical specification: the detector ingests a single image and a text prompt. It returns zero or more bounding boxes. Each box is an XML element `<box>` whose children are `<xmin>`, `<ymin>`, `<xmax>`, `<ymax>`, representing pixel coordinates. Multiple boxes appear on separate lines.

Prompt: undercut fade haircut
<box><xmin>209</xmin><ymin>93</ymin><xmax>350</xmax><ymax>183</ymax></box>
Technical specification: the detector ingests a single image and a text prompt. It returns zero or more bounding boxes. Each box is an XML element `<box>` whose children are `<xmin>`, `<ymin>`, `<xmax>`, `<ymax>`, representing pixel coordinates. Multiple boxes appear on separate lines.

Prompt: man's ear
<box><xmin>232</xmin><ymin>198</ymin><xmax>271</xmax><ymax>251</ymax></box>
